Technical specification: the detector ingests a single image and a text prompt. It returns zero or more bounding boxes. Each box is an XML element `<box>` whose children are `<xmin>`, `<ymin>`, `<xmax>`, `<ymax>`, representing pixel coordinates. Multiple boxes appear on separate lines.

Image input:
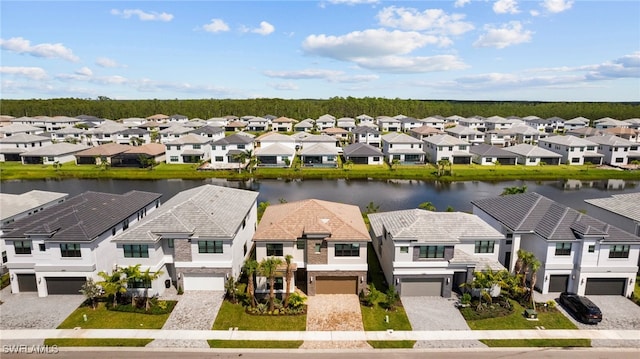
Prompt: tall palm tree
<box><xmin>97</xmin><ymin>269</ymin><xmax>127</xmax><ymax>308</ymax></box>
<box><xmin>418</xmin><ymin>201</ymin><xmax>436</xmax><ymax>211</ymax></box>
<box><xmin>528</xmin><ymin>257</ymin><xmax>542</xmax><ymax>310</ymax></box>
<box><xmin>283</xmin><ymin>254</ymin><xmax>294</xmax><ymax>308</ymax></box>
<box><xmin>122</xmin><ymin>264</ymin><xmax>142</xmax><ymax>306</ymax></box>
<box><xmin>243</xmin><ymin>259</ymin><xmax>259</xmax><ymax>308</ymax></box>
<box><xmin>258</xmin><ymin>257</ymin><xmax>283</xmax><ymax>312</ymax></box>
<box><xmin>139</xmin><ymin>267</ymin><xmax>164</xmax><ymax>311</ymax></box>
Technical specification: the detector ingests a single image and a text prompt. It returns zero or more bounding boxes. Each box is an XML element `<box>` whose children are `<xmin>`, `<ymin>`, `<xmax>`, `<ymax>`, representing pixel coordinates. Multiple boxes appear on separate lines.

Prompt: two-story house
<box><xmin>159</xmin><ymin>125</ymin><xmax>192</xmax><ymax>144</ymax></box>
<box><xmin>1</xmin><ymin>190</ymin><xmax>161</xmax><ymax>297</ymax></box>
<box><xmin>381</xmin><ymin>132</ymin><xmax>425</xmax><ymax>164</ymax></box>
<box><xmin>502</xmin><ymin>143</ymin><xmax>562</xmax><ymax>165</ymax></box>
<box><xmin>377</xmin><ymin>117</ymin><xmax>401</xmax><ymax>132</ymax></box>
<box><xmin>420</xmin><ymin>116</ymin><xmax>446</xmax><ymax>131</ymax></box>
<box><xmin>586</xmin><ymin>135</ymin><xmax>638</xmax><ymax>166</ymax></box>
<box><xmin>422</xmin><ymin>134</ymin><xmax>471</xmax><ymax>164</ymax></box>
<box><xmin>0</xmin><ymin>124</ymin><xmax>45</xmax><ymax>138</ymax></box>
<box><xmin>368</xmin><ymin>209</ymin><xmax>505</xmax><ymax>297</ymax></box>
<box><xmin>20</xmin><ymin>143</ymin><xmax>89</xmax><ymax>165</ymax></box>
<box><xmin>315</xmin><ymin>115</ymin><xmax>336</xmax><ymax>131</ymax></box>
<box><xmin>246</xmin><ymin>117</ymin><xmax>270</xmax><ymax>132</ymax></box>
<box><xmin>472</xmin><ymin>192</ymin><xmax>640</xmax><ymax>296</ymax></box>
<box><xmin>538</xmin><ymin>135</ymin><xmax>602</xmax><ymax>165</ymax></box>
<box><xmin>445</xmin><ymin>125</ymin><xmax>485</xmax><ymax>145</ymax></box>
<box><xmin>211</xmin><ymin>133</ymin><xmax>255</xmax><ymax>165</ymax></box>
<box><xmin>352</xmin><ymin>126</ymin><xmax>382</xmax><ymax>147</ymax></box>
<box><xmin>0</xmin><ymin>134</ymin><xmax>52</xmax><ymax>162</ymax></box>
<box><xmin>112</xmin><ymin>185</ymin><xmax>258</xmax><ymax>295</ymax></box>
<box><xmin>336</xmin><ymin>117</ymin><xmax>357</xmax><ymax>132</ymax></box>
<box><xmin>253</xmin><ymin>199</ymin><xmax>370</xmax><ymax>296</ymax></box>
<box><xmin>165</xmin><ymin>134</ymin><xmax>212</xmax><ymax>164</ymax></box>
<box><xmin>254</xmin><ymin>133</ymin><xmax>296</xmax><ymax>167</ymax></box>
<box><xmin>294</xmin><ymin>119</ymin><xmax>314</xmax><ymax>133</ymax></box>
<box><xmin>272</xmin><ymin>117</ymin><xmax>295</xmax><ymax>132</ymax></box>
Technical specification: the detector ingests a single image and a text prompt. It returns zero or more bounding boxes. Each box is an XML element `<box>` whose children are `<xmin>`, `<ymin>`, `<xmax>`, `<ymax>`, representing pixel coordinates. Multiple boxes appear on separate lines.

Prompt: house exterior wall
<box><xmin>598</xmin><ymin>144</ymin><xmax>629</xmax><ymax>165</ymax></box>
<box><xmin>538</xmin><ymin>140</ymin><xmax>586</xmax><ymax>165</ymax></box>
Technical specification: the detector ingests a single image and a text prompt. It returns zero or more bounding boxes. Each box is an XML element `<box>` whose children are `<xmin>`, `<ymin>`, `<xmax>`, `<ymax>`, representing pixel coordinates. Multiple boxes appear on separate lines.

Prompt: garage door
<box><xmin>17</xmin><ymin>274</ymin><xmax>37</xmax><ymax>292</ymax></box>
<box><xmin>549</xmin><ymin>275</ymin><xmax>569</xmax><ymax>292</ymax></box>
<box><xmin>46</xmin><ymin>277</ymin><xmax>86</xmax><ymax>295</ymax></box>
<box><xmin>401</xmin><ymin>278</ymin><xmax>443</xmax><ymax>297</ymax></box>
<box><xmin>316</xmin><ymin>276</ymin><xmax>357</xmax><ymax>294</ymax></box>
<box><xmin>585</xmin><ymin>278</ymin><xmax>626</xmax><ymax>295</ymax></box>
<box><xmin>182</xmin><ymin>273</ymin><xmax>224</xmax><ymax>291</ymax></box>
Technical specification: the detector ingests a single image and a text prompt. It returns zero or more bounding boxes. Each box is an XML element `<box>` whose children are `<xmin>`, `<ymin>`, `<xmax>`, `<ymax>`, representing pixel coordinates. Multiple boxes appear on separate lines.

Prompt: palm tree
<box><xmin>139</xmin><ymin>267</ymin><xmax>164</xmax><ymax>311</ymax></box>
<box><xmin>418</xmin><ymin>201</ymin><xmax>436</xmax><ymax>211</ymax></box>
<box><xmin>258</xmin><ymin>257</ymin><xmax>283</xmax><ymax>312</ymax></box>
<box><xmin>97</xmin><ymin>269</ymin><xmax>127</xmax><ymax>308</ymax></box>
<box><xmin>243</xmin><ymin>149</ymin><xmax>257</xmax><ymax>174</ymax></box>
<box><xmin>243</xmin><ymin>259</ymin><xmax>259</xmax><ymax>308</ymax></box>
<box><xmin>437</xmin><ymin>159</ymin><xmax>451</xmax><ymax>176</ymax></box>
<box><xmin>122</xmin><ymin>264</ymin><xmax>142</xmax><ymax>306</ymax></box>
<box><xmin>501</xmin><ymin>185</ymin><xmax>527</xmax><ymax>196</ymax></box>
<box><xmin>283</xmin><ymin>254</ymin><xmax>294</xmax><ymax>308</ymax></box>
<box><xmin>343</xmin><ymin>159</ymin><xmax>354</xmax><ymax>170</ymax></box>
<box><xmin>528</xmin><ymin>257</ymin><xmax>542</xmax><ymax>310</ymax></box>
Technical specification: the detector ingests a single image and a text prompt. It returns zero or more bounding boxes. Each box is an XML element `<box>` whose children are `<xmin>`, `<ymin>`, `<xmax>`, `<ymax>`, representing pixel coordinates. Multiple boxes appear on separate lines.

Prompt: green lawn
<box><xmin>1</xmin><ymin>161</ymin><xmax>636</xmax><ymax>182</ymax></box>
<box><xmin>480</xmin><ymin>339</ymin><xmax>591</xmax><ymax>347</ymax></box>
<box><xmin>208</xmin><ymin>340</ymin><xmax>303</xmax><ymax>348</ymax></box>
<box><xmin>57</xmin><ymin>302</ymin><xmax>172</xmax><ymax>329</ymax></box>
<box><xmin>44</xmin><ymin>338</ymin><xmax>153</xmax><ymax>347</ymax></box>
<box><xmin>212</xmin><ymin>301</ymin><xmax>306</xmax><ymax>331</ymax></box>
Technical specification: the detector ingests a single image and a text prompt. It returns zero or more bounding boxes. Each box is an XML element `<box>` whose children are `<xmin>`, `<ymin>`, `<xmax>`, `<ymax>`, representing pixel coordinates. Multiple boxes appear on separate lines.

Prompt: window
<box><xmin>112</xmin><ymin>227</ymin><xmax>116</xmax><ymax>236</ymax></box>
<box><xmin>266</xmin><ymin>243</ymin><xmax>283</xmax><ymax>256</ymax></box>
<box><xmin>267</xmin><ymin>277</ymin><xmax>284</xmax><ymax>290</ymax></box>
<box><xmin>419</xmin><ymin>246</ymin><xmax>445</xmax><ymax>259</ymax></box>
<box><xmin>475</xmin><ymin>240</ymin><xmax>495</xmax><ymax>253</ymax></box>
<box><xmin>1</xmin><ymin>251</ymin><xmax>6</xmax><ymax>263</ymax></box>
<box><xmin>315</xmin><ymin>243</ymin><xmax>321</xmax><ymax>253</ymax></box>
<box><xmin>198</xmin><ymin>241</ymin><xmax>223</xmax><ymax>254</ymax></box>
<box><xmin>335</xmin><ymin>243</ymin><xmax>360</xmax><ymax>257</ymax></box>
<box><xmin>170</xmin><ymin>156</ymin><xmax>179</xmax><ymax>162</ymax></box>
<box><xmin>609</xmin><ymin>244</ymin><xmax>630</xmax><ymax>258</ymax></box>
<box><xmin>243</xmin><ymin>243</ymin><xmax>247</xmax><ymax>256</ymax></box>
<box><xmin>237</xmin><ymin>144</ymin><xmax>245</xmax><ymax>149</ymax></box>
<box><xmin>215</xmin><ymin>156</ymin><xmax>223</xmax><ymax>162</ymax></box>
<box><xmin>168</xmin><ymin>239</ymin><xmax>174</xmax><ymax>248</ymax></box>
<box><xmin>373</xmin><ymin>156</ymin><xmax>380</xmax><ymax>162</ymax></box>
<box><xmin>128</xmin><ymin>278</ymin><xmax>151</xmax><ymax>289</ymax></box>
<box><xmin>124</xmin><ymin>244</ymin><xmax>149</xmax><ymax>258</ymax></box>
<box><xmin>555</xmin><ymin>242</ymin><xmax>572</xmax><ymax>256</ymax></box>
<box><xmin>296</xmin><ymin>239</ymin><xmax>305</xmax><ymax>250</ymax></box>
<box><xmin>400</xmin><ymin>246</ymin><xmax>409</xmax><ymax>254</ymax></box>
<box><xmin>39</xmin><ymin>243</ymin><xmax>46</xmax><ymax>251</ymax></box>
<box><xmin>615</xmin><ymin>158</ymin><xmax>624</xmax><ymax>163</ymax></box>
<box><xmin>176</xmin><ymin>145</ymin><xmax>181</xmax><ymax>150</ymax></box>
<box><xmin>123</xmin><ymin>219</ymin><xmax>129</xmax><ymax>231</ymax></box>
<box><xmin>588</xmin><ymin>245</ymin><xmax>595</xmax><ymax>253</ymax></box>
<box><xmin>571</xmin><ymin>158</ymin><xmax>580</xmax><ymax>163</ymax></box>
<box><xmin>14</xmin><ymin>241</ymin><xmax>31</xmax><ymax>254</ymax></box>
<box><xmin>193</xmin><ymin>144</ymin><xmax>201</xmax><ymax>150</ymax></box>
<box><xmin>60</xmin><ymin>243</ymin><xmax>81</xmax><ymax>257</ymax></box>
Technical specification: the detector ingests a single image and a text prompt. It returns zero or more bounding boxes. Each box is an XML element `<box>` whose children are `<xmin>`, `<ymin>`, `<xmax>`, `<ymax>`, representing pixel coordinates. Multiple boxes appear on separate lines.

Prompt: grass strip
<box><xmin>212</xmin><ymin>301</ymin><xmax>306</xmax><ymax>331</ymax></box>
<box><xmin>207</xmin><ymin>340</ymin><xmax>302</xmax><ymax>348</ymax></box>
<box><xmin>44</xmin><ymin>338</ymin><xmax>153</xmax><ymax>347</ymax></box>
<box><xmin>367</xmin><ymin>340</ymin><xmax>416</xmax><ymax>349</ymax></box>
<box><xmin>480</xmin><ymin>339</ymin><xmax>591</xmax><ymax>347</ymax></box>
<box><xmin>57</xmin><ymin>302</ymin><xmax>172</xmax><ymax>329</ymax></box>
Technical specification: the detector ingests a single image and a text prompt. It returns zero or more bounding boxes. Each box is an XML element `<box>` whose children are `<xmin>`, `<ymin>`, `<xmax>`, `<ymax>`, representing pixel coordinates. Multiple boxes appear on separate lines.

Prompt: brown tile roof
<box><xmin>254</xmin><ymin>199</ymin><xmax>370</xmax><ymax>242</ymax></box>
<box><xmin>75</xmin><ymin>143</ymin><xmax>132</xmax><ymax>157</ymax></box>
<box><xmin>146</xmin><ymin>114</ymin><xmax>169</xmax><ymax>120</ymax></box>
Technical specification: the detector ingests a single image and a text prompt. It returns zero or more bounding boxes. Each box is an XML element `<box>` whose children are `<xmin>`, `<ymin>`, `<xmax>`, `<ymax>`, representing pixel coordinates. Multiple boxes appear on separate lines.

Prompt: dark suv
<box><xmin>559</xmin><ymin>292</ymin><xmax>602</xmax><ymax>324</ymax></box>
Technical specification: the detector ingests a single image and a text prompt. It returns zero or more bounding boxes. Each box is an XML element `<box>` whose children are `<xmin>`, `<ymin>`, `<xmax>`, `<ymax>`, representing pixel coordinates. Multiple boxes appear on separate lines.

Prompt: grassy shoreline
<box><xmin>1</xmin><ymin>162</ymin><xmax>638</xmax><ymax>182</ymax></box>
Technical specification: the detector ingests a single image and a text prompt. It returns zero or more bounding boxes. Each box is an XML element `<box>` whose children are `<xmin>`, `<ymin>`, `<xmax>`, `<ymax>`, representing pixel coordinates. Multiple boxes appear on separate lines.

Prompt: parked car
<box><xmin>559</xmin><ymin>292</ymin><xmax>602</xmax><ymax>324</ymax></box>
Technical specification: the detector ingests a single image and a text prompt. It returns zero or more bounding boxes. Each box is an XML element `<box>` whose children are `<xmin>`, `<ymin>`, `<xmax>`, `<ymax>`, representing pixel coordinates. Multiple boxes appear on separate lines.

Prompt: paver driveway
<box><xmin>300</xmin><ymin>294</ymin><xmax>371</xmax><ymax>349</ymax></box>
<box><xmin>401</xmin><ymin>296</ymin><xmax>487</xmax><ymax>349</ymax></box>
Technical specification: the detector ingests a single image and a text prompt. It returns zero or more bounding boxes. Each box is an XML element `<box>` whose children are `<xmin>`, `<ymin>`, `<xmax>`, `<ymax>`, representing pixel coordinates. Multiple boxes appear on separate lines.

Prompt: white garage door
<box><xmin>182</xmin><ymin>273</ymin><xmax>225</xmax><ymax>291</ymax></box>
<box><xmin>401</xmin><ymin>278</ymin><xmax>443</xmax><ymax>297</ymax></box>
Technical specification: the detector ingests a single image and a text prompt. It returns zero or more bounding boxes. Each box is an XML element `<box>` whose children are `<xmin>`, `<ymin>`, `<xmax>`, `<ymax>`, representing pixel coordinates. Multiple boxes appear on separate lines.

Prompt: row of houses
<box><xmin>1</xmin><ymin>185</ymin><xmax>638</xmax><ymax>299</ymax></box>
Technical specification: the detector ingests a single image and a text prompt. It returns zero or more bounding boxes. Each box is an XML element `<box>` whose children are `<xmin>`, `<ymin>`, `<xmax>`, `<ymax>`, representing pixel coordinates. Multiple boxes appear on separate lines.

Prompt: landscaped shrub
<box><xmin>108</xmin><ymin>299</ymin><xmax>176</xmax><ymax>315</ymax></box>
<box><xmin>360</xmin><ymin>283</ymin><xmax>383</xmax><ymax>307</ymax></box>
<box><xmin>459</xmin><ymin>297</ymin><xmax>514</xmax><ymax>320</ymax></box>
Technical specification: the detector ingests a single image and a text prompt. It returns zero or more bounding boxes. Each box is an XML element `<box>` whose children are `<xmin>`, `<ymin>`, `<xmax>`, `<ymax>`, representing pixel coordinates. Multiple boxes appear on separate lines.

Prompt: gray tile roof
<box><xmin>368</xmin><ymin>209</ymin><xmax>504</xmax><ymax>244</ymax></box>
<box><xmin>423</xmin><ymin>134</ymin><xmax>470</xmax><ymax>146</ymax></box>
<box><xmin>469</xmin><ymin>144</ymin><xmax>517</xmax><ymax>158</ymax></box>
<box><xmin>212</xmin><ymin>133</ymin><xmax>254</xmax><ymax>145</ymax></box>
<box><xmin>382</xmin><ymin>132</ymin><xmax>423</xmax><ymax>144</ymax></box>
<box><xmin>113</xmin><ymin>185</ymin><xmax>257</xmax><ymax>242</ymax></box>
<box><xmin>503</xmin><ymin>144</ymin><xmax>562</xmax><ymax>158</ymax></box>
<box><xmin>585</xmin><ymin>135</ymin><xmax>636</xmax><ymax>146</ymax></box>
<box><xmin>2</xmin><ymin>191</ymin><xmax>162</xmax><ymax>242</ymax></box>
<box><xmin>20</xmin><ymin>143</ymin><xmax>89</xmax><ymax>156</ymax></box>
<box><xmin>165</xmin><ymin>134</ymin><xmax>211</xmax><ymax>145</ymax></box>
<box><xmin>472</xmin><ymin>192</ymin><xmax>640</xmax><ymax>243</ymax></box>
<box><xmin>352</xmin><ymin>126</ymin><xmax>381</xmax><ymax>135</ymax></box>
<box><xmin>539</xmin><ymin>135</ymin><xmax>597</xmax><ymax>146</ymax></box>
<box><xmin>300</xmin><ymin>143</ymin><xmax>339</xmax><ymax>155</ymax></box>
<box><xmin>0</xmin><ymin>190</ymin><xmax>68</xmax><ymax>221</ymax></box>
<box><xmin>0</xmin><ymin>134</ymin><xmax>50</xmax><ymax>144</ymax></box>
<box><xmin>585</xmin><ymin>193</ymin><xmax>640</xmax><ymax>222</ymax></box>
<box><xmin>256</xmin><ymin>143</ymin><xmax>296</xmax><ymax>156</ymax></box>
<box><xmin>343</xmin><ymin>143</ymin><xmax>383</xmax><ymax>157</ymax></box>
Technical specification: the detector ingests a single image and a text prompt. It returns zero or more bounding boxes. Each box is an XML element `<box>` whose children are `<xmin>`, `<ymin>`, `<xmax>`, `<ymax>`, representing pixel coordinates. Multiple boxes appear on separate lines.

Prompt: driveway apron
<box><xmin>146</xmin><ymin>291</ymin><xmax>224</xmax><ymax>348</ymax></box>
<box><xmin>300</xmin><ymin>294</ymin><xmax>372</xmax><ymax>349</ymax></box>
<box><xmin>401</xmin><ymin>296</ymin><xmax>487</xmax><ymax>349</ymax></box>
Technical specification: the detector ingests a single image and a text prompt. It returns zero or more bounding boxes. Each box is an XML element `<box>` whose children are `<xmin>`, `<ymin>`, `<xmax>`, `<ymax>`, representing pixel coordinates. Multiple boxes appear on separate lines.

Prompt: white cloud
<box><xmin>376</xmin><ymin>6</ymin><xmax>474</xmax><ymax>35</ymax></box>
<box><xmin>541</xmin><ymin>0</ymin><xmax>574</xmax><ymax>13</ymax></box>
<box><xmin>96</xmin><ymin>57</ymin><xmax>122</xmax><ymax>68</ymax></box>
<box><xmin>473</xmin><ymin>21</ymin><xmax>533</xmax><ymax>49</ymax></box>
<box><xmin>493</xmin><ymin>0</ymin><xmax>520</xmax><ymax>14</ymax></box>
<box><xmin>75</xmin><ymin>67</ymin><xmax>93</xmax><ymax>77</ymax></box>
<box><xmin>0</xmin><ymin>37</ymin><xmax>79</xmax><ymax>62</ymax></box>
<box><xmin>303</xmin><ymin>29</ymin><xmax>441</xmax><ymax>60</ymax></box>
<box><xmin>584</xmin><ymin>52</ymin><xmax>640</xmax><ymax>80</ymax></box>
<box><xmin>110</xmin><ymin>9</ymin><xmax>174</xmax><ymax>22</ymax></box>
<box><xmin>252</xmin><ymin>21</ymin><xmax>275</xmax><ymax>36</ymax></box>
<box><xmin>203</xmin><ymin>19</ymin><xmax>230</xmax><ymax>33</ymax></box>
<box><xmin>263</xmin><ymin>69</ymin><xmax>379</xmax><ymax>83</ymax></box>
<box><xmin>0</xmin><ymin>66</ymin><xmax>48</xmax><ymax>80</ymax></box>
<box><xmin>354</xmin><ymin>55</ymin><xmax>468</xmax><ymax>73</ymax></box>
<box><xmin>454</xmin><ymin>0</ymin><xmax>471</xmax><ymax>8</ymax></box>
<box><xmin>269</xmin><ymin>82</ymin><xmax>299</xmax><ymax>91</ymax></box>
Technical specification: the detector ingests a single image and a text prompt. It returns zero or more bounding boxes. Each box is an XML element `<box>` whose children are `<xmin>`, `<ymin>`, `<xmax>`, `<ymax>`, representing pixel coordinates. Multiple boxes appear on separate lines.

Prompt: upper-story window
<box><xmin>266</xmin><ymin>243</ymin><xmax>283</xmax><ymax>256</ymax></box>
<box><xmin>237</xmin><ymin>144</ymin><xmax>245</xmax><ymax>149</ymax></box>
<box><xmin>609</xmin><ymin>244</ymin><xmax>630</xmax><ymax>259</ymax></box>
<box><xmin>474</xmin><ymin>240</ymin><xmax>495</xmax><ymax>253</ymax></box>
<box><xmin>555</xmin><ymin>242</ymin><xmax>572</xmax><ymax>256</ymax></box>
<box><xmin>198</xmin><ymin>240</ymin><xmax>223</xmax><ymax>254</ymax></box>
<box><xmin>335</xmin><ymin>243</ymin><xmax>360</xmax><ymax>257</ymax></box>
<box><xmin>14</xmin><ymin>240</ymin><xmax>32</xmax><ymax>255</ymax></box>
<box><xmin>124</xmin><ymin>244</ymin><xmax>149</xmax><ymax>258</ymax></box>
<box><xmin>419</xmin><ymin>245</ymin><xmax>444</xmax><ymax>259</ymax></box>
<box><xmin>60</xmin><ymin>243</ymin><xmax>81</xmax><ymax>257</ymax></box>
<box><xmin>296</xmin><ymin>239</ymin><xmax>305</xmax><ymax>250</ymax></box>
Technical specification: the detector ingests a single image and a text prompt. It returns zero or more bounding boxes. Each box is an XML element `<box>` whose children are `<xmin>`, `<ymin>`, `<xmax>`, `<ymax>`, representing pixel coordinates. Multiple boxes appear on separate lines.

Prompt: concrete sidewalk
<box><xmin>2</xmin><ymin>329</ymin><xmax>639</xmax><ymax>342</ymax></box>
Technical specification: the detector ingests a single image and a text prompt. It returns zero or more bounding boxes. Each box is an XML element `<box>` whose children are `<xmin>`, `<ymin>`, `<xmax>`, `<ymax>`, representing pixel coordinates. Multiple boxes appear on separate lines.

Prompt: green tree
<box><xmin>437</xmin><ymin>159</ymin><xmax>452</xmax><ymax>176</ymax></box>
<box><xmin>445</xmin><ymin>205</ymin><xmax>455</xmax><ymax>212</ymax></box>
<box><xmin>79</xmin><ymin>278</ymin><xmax>104</xmax><ymax>310</ymax></box>
<box><xmin>418</xmin><ymin>201</ymin><xmax>436</xmax><ymax>211</ymax></box>
<box><xmin>364</xmin><ymin>201</ymin><xmax>380</xmax><ymax>214</ymax></box>
<box><xmin>501</xmin><ymin>185</ymin><xmax>527</xmax><ymax>196</ymax></box>
<box><xmin>528</xmin><ymin>257</ymin><xmax>542</xmax><ymax>310</ymax></box>
<box><xmin>257</xmin><ymin>201</ymin><xmax>270</xmax><ymax>221</ymax></box>
<box><xmin>258</xmin><ymin>257</ymin><xmax>283</xmax><ymax>312</ymax></box>
<box><xmin>243</xmin><ymin>259</ymin><xmax>259</xmax><ymax>308</ymax></box>
<box><xmin>343</xmin><ymin>159</ymin><xmax>354</xmax><ymax>170</ymax></box>
<box><xmin>97</xmin><ymin>269</ymin><xmax>127</xmax><ymax>308</ymax></box>
<box><xmin>224</xmin><ymin>275</ymin><xmax>239</xmax><ymax>304</ymax></box>
<box><xmin>52</xmin><ymin>161</ymin><xmax>62</xmax><ymax>171</ymax></box>
<box><xmin>384</xmin><ymin>285</ymin><xmax>400</xmax><ymax>310</ymax></box>
<box><xmin>138</xmin><ymin>267</ymin><xmax>164</xmax><ymax>311</ymax></box>
<box><xmin>389</xmin><ymin>158</ymin><xmax>400</xmax><ymax>171</ymax></box>
<box><xmin>283</xmin><ymin>254</ymin><xmax>294</xmax><ymax>308</ymax></box>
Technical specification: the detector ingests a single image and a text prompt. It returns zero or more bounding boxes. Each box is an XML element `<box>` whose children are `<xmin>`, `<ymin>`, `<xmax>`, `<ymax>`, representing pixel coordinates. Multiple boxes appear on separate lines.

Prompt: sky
<box><xmin>1</xmin><ymin>0</ymin><xmax>639</xmax><ymax>102</ymax></box>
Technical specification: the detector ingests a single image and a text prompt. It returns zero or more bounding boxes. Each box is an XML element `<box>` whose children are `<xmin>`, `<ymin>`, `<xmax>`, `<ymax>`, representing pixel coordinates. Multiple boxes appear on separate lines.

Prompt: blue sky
<box><xmin>1</xmin><ymin>0</ymin><xmax>639</xmax><ymax>101</ymax></box>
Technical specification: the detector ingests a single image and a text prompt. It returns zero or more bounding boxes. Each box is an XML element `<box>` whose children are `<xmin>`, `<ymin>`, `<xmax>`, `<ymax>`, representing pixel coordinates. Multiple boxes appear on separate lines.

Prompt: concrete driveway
<box><xmin>554</xmin><ymin>295</ymin><xmax>640</xmax><ymax>348</ymax></box>
<box><xmin>401</xmin><ymin>296</ymin><xmax>487</xmax><ymax>349</ymax></box>
<box><xmin>0</xmin><ymin>286</ymin><xmax>85</xmax><ymax>345</ymax></box>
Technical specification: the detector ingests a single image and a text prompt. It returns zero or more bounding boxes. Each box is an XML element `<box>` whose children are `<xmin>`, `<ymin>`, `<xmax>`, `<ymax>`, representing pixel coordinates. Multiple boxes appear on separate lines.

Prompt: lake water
<box><xmin>1</xmin><ymin>178</ymin><xmax>638</xmax><ymax>220</ymax></box>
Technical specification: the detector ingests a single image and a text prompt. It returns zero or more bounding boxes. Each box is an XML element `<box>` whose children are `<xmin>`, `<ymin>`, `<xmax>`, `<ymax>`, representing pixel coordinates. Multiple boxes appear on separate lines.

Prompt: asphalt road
<box><xmin>3</xmin><ymin>348</ymin><xmax>639</xmax><ymax>359</ymax></box>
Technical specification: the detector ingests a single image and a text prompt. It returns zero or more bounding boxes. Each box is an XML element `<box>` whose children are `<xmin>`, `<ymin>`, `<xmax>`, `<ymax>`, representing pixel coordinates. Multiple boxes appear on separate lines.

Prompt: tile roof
<box><xmin>539</xmin><ymin>135</ymin><xmax>597</xmax><ymax>146</ymax></box>
<box><xmin>212</xmin><ymin>133</ymin><xmax>254</xmax><ymax>145</ymax></box>
<box><xmin>165</xmin><ymin>134</ymin><xmax>211</xmax><ymax>145</ymax></box>
<box><xmin>445</xmin><ymin>126</ymin><xmax>483</xmax><ymax>135</ymax></box>
<box><xmin>254</xmin><ymin>199</ymin><xmax>370</xmax><ymax>242</ymax></box>
<box><xmin>113</xmin><ymin>185</ymin><xmax>258</xmax><ymax>242</ymax></box>
<box><xmin>503</xmin><ymin>144</ymin><xmax>562</xmax><ymax>158</ymax></box>
<box><xmin>0</xmin><ymin>134</ymin><xmax>50</xmax><ymax>144</ymax></box>
<box><xmin>0</xmin><ymin>190</ymin><xmax>68</xmax><ymax>221</ymax></box>
<box><xmin>469</xmin><ymin>144</ymin><xmax>517</xmax><ymax>157</ymax></box>
<box><xmin>255</xmin><ymin>143</ymin><xmax>296</xmax><ymax>156</ymax></box>
<box><xmin>300</xmin><ymin>143</ymin><xmax>339</xmax><ymax>155</ymax></box>
<box><xmin>585</xmin><ymin>193</ymin><xmax>640</xmax><ymax>222</ymax></box>
<box><xmin>75</xmin><ymin>143</ymin><xmax>132</xmax><ymax>157</ymax></box>
<box><xmin>123</xmin><ymin>143</ymin><xmax>165</xmax><ymax>156</ymax></box>
<box><xmin>20</xmin><ymin>143</ymin><xmax>89</xmax><ymax>156</ymax></box>
<box><xmin>423</xmin><ymin>134</ymin><xmax>470</xmax><ymax>146</ymax></box>
<box><xmin>343</xmin><ymin>143</ymin><xmax>384</xmax><ymax>157</ymax></box>
<box><xmin>382</xmin><ymin>132</ymin><xmax>423</xmax><ymax>144</ymax></box>
<box><xmin>472</xmin><ymin>192</ymin><xmax>640</xmax><ymax>243</ymax></box>
<box><xmin>586</xmin><ymin>135</ymin><xmax>636</xmax><ymax>146</ymax></box>
<box><xmin>2</xmin><ymin>191</ymin><xmax>162</xmax><ymax>242</ymax></box>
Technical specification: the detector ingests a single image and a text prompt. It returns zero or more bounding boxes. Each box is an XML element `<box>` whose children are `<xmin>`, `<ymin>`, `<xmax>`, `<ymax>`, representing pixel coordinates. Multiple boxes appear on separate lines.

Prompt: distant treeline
<box><xmin>1</xmin><ymin>97</ymin><xmax>639</xmax><ymax>120</ymax></box>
